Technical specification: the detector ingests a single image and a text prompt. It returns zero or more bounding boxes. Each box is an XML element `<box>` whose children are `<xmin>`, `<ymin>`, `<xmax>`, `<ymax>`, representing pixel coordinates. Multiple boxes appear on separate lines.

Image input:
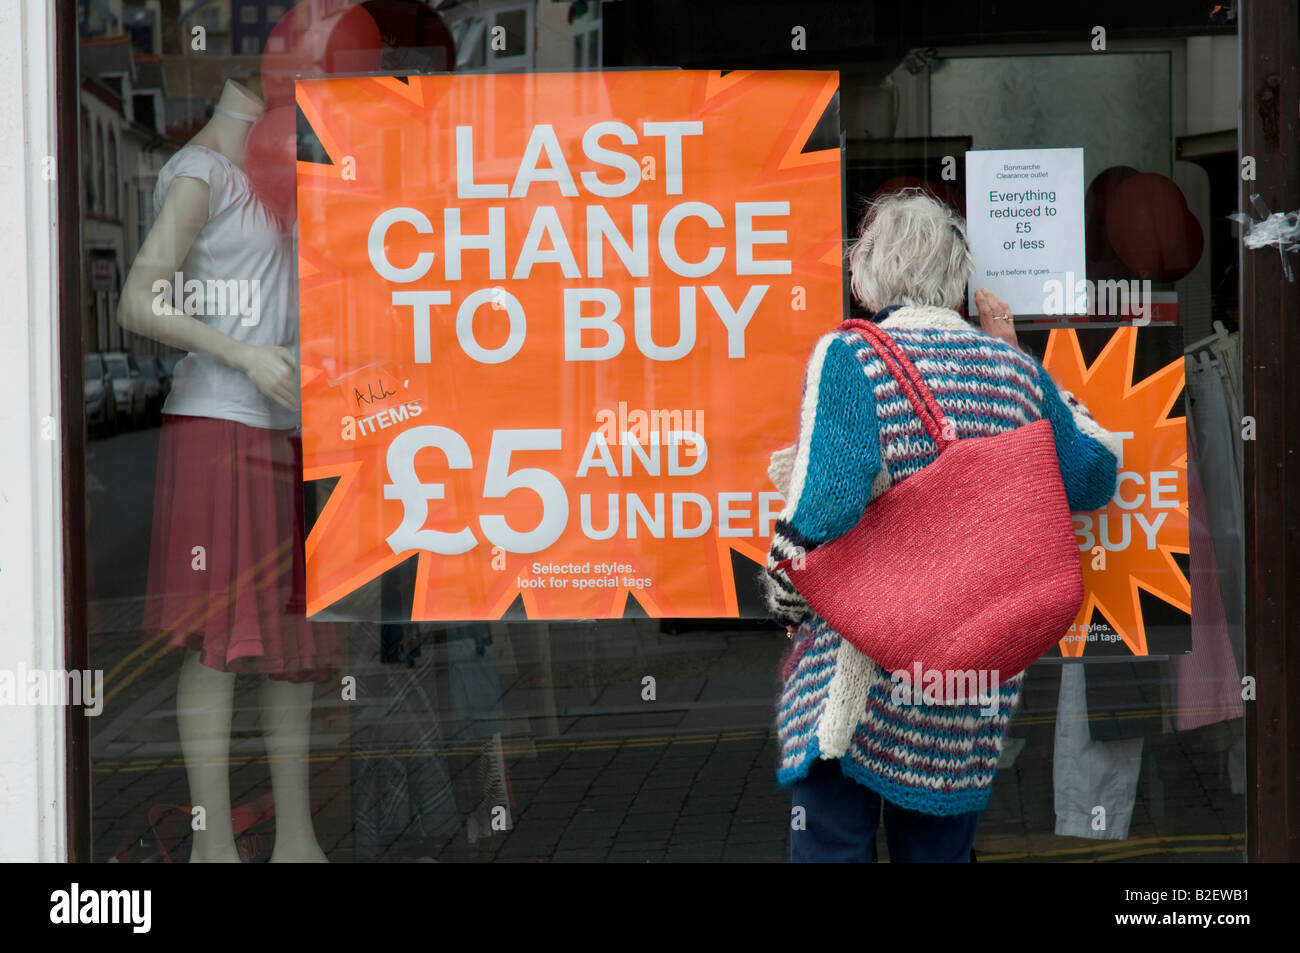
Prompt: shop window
<box><xmin>66</xmin><ymin>0</ymin><xmax>1248</xmax><ymax>866</ymax></box>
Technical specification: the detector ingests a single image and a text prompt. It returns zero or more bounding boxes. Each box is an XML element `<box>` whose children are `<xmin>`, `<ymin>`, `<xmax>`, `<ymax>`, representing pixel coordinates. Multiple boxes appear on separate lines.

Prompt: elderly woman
<box><xmin>764</xmin><ymin>189</ymin><xmax>1120</xmax><ymax>863</ymax></box>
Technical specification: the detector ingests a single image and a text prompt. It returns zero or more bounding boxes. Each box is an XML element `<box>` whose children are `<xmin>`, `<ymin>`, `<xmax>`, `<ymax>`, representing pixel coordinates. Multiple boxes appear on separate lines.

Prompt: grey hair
<box><xmin>847</xmin><ymin>188</ymin><xmax>973</xmax><ymax>312</ymax></box>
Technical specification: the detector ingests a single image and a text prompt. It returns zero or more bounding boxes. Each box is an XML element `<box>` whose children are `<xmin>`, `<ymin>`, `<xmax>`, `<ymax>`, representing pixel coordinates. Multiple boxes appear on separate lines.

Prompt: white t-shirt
<box><xmin>153</xmin><ymin>144</ymin><xmax>298</xmax><ymax>430</ymax></box>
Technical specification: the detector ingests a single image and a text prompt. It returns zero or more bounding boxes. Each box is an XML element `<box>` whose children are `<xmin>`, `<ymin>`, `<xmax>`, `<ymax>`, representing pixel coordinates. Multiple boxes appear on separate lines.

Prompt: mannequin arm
<box><xmin>119</xmin><ymin>176</ymin><xmax>298</xmax><ymax>411</ymax></box>
<box><xmin>119</xmin><ymin>176</ymin><xmax>247</xmax><ymax>367</ymax></box>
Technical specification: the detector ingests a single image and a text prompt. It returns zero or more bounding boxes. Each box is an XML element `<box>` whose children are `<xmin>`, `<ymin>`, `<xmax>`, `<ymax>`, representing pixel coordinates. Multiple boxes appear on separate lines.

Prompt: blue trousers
<box><xmin>790</xmin><ymin>758</ymin><xmax>981</xmax><ymax>862</ymax></box>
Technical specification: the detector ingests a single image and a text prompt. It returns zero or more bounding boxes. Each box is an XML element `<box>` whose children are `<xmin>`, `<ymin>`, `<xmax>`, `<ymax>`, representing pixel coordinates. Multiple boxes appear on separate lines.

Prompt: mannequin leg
<box><xmin>176</xmin><ymin>650</ymin><xmax>241</xmax><ymax>863</ymax></box>
<box><xmin>260</xmin><ymin>676</ymin><xmax>328</xmax><ymax>862</ymax></box>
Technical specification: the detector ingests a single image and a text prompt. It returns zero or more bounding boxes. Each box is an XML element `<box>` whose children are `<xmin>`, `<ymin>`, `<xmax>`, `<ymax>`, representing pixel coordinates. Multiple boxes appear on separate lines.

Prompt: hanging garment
<box><xmin>1054</xmin><ymin>664</ymin><xmax>1144</xmax><ymax>841</ymax></box>
<box><xmin>1185</xmin><ymin>353</ymin><xmax>1246</xmax><ymax>670</ymax></box>
<box><xmin>350</xmin><ymin>625</ymin><xmax>460</xmax><ymax>862</ymax></box>
<box><xmin>1170</xmin><ymin>440</ymin><xmax>1244</xmax><ymax>731</ymax></box>
<box><xmin>1208</xmin><ymin>333</ymin><xmax>1243</xmax><ymax>490</ymax></box>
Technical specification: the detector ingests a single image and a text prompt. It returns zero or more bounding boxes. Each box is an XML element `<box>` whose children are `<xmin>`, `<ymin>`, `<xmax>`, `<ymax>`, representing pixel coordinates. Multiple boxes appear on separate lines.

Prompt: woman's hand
<box><xmin>974</xmin><ymin>287</ymin><xmax>1018</xmax><ymax>348</ymax></box>
<box><xmin>235</xmin><ymin>343</ymin><xmax>300</xmax><ymax>412</ymax></box>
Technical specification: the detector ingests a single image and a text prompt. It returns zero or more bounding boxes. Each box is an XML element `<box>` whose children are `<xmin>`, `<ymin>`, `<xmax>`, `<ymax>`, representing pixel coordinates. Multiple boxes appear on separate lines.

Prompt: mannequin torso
<box><xmin>119</xmin><ymin>79</ymin><xmax>300</xmax><ymax>417</ymax></box>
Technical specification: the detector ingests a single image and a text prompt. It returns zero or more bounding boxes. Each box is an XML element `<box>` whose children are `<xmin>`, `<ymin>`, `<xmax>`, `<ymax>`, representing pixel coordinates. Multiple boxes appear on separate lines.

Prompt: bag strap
<box><xmin>770</xmin><ymin>318</ymin><xmax>953</xmax><ymax>575</ymax></box>
<box><xmin>839</xmin><ymin>318</ymin><xmax>954</xmax><ymax>451</ymax></box>
<box><xmin>864</xmin><ymin>322</ymin><xmax>951</xmax><ymax>445</ymax></box>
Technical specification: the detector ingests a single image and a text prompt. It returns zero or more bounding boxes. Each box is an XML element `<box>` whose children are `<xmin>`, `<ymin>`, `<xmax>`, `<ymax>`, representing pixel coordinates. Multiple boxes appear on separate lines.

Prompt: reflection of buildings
<box><xmin>77</xmin><ymin>0</ymin><xmax>258</xmax><ymax>355</ymax></box>
<box><xmin>76</xmin><ymin>0</ymin><xmax>606</xmax><ymax>355</ymax></box>
<box><xmin>79</xmin><ymin>28</ymin><xmax>172</xmax><ymax>356</ymax></box>
<box><xmin>443</xmin><ymin>0</ymin><xmax>603</xmax><ymax>70</ymax></box>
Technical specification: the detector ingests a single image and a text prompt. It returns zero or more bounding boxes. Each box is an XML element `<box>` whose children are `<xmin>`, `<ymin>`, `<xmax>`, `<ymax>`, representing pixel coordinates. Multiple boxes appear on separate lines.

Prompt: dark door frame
<box><xmin>1241</xmin><ymin>0</ymin><xmax>1300</xmax><ymax>864</ymax></box>
<box><xmin>56</xmin><ymin>0</ymin><xmax>91</xmax><ymax>864</ymax></box>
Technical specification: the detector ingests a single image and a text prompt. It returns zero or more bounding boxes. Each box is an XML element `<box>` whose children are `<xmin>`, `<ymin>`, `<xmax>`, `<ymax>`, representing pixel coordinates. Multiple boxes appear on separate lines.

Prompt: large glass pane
<box><xmin>75</xmin><ymin>0</ymin><xmax>1243</xmax><ymax>864</ymax></box>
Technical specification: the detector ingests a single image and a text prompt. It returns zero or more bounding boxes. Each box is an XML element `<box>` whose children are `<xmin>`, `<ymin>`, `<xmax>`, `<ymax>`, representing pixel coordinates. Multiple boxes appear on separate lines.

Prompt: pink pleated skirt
<box><xmin>142</xmin><ymin>413</ymin><xmax>341</xmax><ymax>682</ymax></box>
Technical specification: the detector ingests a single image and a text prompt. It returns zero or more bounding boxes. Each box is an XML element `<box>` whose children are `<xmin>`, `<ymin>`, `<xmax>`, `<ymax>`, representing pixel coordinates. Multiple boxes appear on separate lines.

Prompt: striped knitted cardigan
<box><xmin>764</xmin><ymin>304</ymin><xmax>1119</xmax><ymax>816</ymax></box>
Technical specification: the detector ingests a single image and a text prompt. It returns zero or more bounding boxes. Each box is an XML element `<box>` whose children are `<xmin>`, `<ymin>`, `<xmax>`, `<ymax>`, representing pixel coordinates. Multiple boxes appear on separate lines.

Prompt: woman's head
<box><xmin>847</xmin><ymin>188</ymin><xmax>973</xmax><ymax>313</ymax></box>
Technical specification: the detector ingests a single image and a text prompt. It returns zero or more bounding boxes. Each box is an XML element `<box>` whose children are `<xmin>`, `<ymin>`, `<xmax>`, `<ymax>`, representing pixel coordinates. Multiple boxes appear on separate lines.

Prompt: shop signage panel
<box><xmin>1039</xmin><ymin>325</ymin><xmax>1191</xmax><ymax>657</ymax></box>
<box><xmin>965</xmin><ymin>147</ymin><xmax>1087</xmax><ymax>318</ymax></box>
<box><xmin>295</xmin><ymin>69</ymin><xmax>844</xmax><ymax>620</ymax></box>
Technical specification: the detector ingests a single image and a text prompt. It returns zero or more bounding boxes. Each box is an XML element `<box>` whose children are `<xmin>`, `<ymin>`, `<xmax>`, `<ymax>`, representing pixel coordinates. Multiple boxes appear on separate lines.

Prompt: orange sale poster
<box><xmin>294</xmin><ymin>70</ymin><xmax>844</xmax><ymax>621</ymax></box>
<box><xmin>1039</xmin><ymin>326</ymin><xmax>1191</xmax><ymax>657</ymax></box>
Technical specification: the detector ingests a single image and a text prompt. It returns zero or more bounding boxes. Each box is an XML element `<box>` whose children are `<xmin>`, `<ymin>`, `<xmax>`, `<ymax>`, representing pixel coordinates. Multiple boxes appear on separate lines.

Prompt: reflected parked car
<box><xmin>84</xmin><ymin>353</ymin><xmax>117</xmax><ymax>438</ymax></box>
<box><xmin>103</xmin><ymin>351</ymin><xmax>147</xmax><ymax>430</ymax></box>
<box><xmin>136</xmin><ymin>355</ymin><xmax>171</xmax><ymax>423</ymax></box>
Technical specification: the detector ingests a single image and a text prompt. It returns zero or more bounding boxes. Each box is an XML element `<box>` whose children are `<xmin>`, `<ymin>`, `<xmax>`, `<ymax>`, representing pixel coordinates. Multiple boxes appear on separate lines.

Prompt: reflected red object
<box><xmin>1106</xmin><ymin>172</ymin><xmax>1204</xmax><ymax>281</ymax></box>
<box><xmin>260</xmin><ymin>0</ymin><xmax>384</xmax><ymax>109</ymax></box>
<box><xmin>245</xmin><ymin>106</ymin><xmax>298</xmax><ymax>222</ymax></box>
<box><xmin>1085</xmin><ymin>165</ymin><xmax>1138</xmax><ymax>277</ymax></box>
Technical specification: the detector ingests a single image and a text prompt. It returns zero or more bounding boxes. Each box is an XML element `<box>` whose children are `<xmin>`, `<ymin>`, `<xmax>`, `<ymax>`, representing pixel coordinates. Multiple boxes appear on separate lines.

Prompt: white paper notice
<box><xmin>964</xmin><ymin>148</ymin><xmax>1085</xmax><ymax>317</ymax></box>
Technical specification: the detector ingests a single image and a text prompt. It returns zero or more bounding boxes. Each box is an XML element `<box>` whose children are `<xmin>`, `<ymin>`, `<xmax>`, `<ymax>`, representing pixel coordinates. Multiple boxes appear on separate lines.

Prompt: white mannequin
<box><xmin>120</xmin><ymin>79</ymin><xmax>326</xmax><ymax>863</ymax></box>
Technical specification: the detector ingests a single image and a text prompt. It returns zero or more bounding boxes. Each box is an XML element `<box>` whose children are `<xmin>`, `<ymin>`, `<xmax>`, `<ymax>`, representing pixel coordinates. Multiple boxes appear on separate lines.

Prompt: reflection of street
<box><xmin>85</xmin><ymin>430</ymin><xmax>1244</xmax><ymax>861</ymax></box>
<box><xmin>87</xmin><ymin>423</ymin><xmax>160</xmax><ymax>605</ymax></box>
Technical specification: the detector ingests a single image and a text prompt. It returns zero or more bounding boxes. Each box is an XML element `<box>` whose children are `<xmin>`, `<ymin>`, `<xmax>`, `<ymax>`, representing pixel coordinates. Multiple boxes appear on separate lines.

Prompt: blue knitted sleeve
<box><xmin>761</xmin><ymin>332</ymin><xmax>884</xmax><ymax>625</ymax></box>
<box><xmin>783</xmin><ymin>333</ymin><xmax>883</xmax><ymax>544</ymax></box>
<box><xmin>1032</xmin><ymin>362</ymin><xmax>1120</xmax><ymax>511</ymax></box>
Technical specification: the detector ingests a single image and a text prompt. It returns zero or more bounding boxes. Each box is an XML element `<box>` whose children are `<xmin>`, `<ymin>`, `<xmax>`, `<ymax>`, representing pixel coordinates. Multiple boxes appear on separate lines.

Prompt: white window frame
<box><xmin>0</xmin><ymin>0</ymin><xmax>67</xmax><ymax>862</ymax></box>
